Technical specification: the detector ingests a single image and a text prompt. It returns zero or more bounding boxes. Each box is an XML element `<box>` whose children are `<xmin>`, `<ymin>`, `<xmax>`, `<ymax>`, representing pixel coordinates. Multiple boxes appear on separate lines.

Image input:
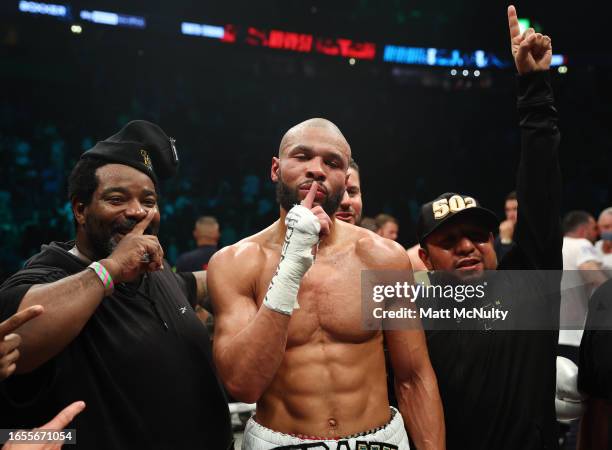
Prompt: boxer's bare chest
<box><xmin>255</xmin><ymin>243</ymin><xmax>375</xmax><ymax>346</ymax></box>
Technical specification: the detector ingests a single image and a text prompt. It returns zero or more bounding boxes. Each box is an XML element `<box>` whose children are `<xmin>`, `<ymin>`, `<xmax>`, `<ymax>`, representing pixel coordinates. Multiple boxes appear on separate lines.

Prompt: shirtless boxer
<box><xmin>209</xmin><ymin>119</ymin><xmax>444</xmax><ymax>449</ymax></box>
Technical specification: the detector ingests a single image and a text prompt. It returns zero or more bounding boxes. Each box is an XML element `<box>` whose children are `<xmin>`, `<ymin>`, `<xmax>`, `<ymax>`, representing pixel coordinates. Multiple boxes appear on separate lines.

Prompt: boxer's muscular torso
<box><xmin>218</xmin><ymin>219</ymin><xmax>404</xmax><ymax>437</ymax></box>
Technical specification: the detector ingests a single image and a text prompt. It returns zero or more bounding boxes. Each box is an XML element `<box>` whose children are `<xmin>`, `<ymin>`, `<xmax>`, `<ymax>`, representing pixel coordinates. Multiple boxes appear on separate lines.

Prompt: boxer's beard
<box><xmin>84</xmin><ymin>213</ymin><xmax>158</xmax><ymax>260</ymax></box>
<box><xmin>276</xmin><ymin>179</ymin><xmax>344</xmax><ymax>217</ymax></box>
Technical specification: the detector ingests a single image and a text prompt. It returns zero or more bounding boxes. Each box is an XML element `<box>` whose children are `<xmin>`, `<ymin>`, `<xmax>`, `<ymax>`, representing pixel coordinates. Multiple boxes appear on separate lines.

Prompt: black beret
<box><xmin>80</xmin><ymin>120</ymin><xmax>179</xmax><ymax>185</ymax></box>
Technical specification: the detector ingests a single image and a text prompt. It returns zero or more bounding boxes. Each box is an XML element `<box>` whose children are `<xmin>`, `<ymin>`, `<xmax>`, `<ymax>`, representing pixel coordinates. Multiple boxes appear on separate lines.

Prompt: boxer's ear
<box><xmin>271</xmin><ymin>157</ymin><xmax>280</xmax><ymax>182</ymax></box>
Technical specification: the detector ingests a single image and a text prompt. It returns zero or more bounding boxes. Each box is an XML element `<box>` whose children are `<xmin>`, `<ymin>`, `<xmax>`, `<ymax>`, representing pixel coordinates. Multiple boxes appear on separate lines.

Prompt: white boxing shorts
<box><xmin>241</xmin><ymin>407</ymin><xmax>410</xmax><ymax>450</ymax></box>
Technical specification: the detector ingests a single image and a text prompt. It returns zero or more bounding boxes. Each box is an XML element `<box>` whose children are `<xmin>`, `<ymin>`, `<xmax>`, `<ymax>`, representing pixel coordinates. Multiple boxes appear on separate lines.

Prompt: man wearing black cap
<box><xmin>413</xmin><ymin>6</ymin><xmax>562</xmax><ymax>450</ymax></box>
<box><xmin>0</xmin><ymin>121</ymin><xmax>233</xmax><ymax>449</ymax></box>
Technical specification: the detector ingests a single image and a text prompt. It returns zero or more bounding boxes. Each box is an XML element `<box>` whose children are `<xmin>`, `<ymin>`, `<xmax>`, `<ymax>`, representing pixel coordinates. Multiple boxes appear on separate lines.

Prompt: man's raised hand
<box><xmin>508</xmin><ymin>5</ymin><xmax>552</xmax><ymax>74</ymax></box>
<box><xmin>101</xmin><ymin>207</ymin><xmax>164</xmax><ymax>283</ymax></box>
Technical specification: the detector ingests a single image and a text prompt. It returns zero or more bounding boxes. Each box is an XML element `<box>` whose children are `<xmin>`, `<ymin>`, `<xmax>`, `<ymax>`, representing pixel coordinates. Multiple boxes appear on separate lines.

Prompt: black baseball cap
<box><xmin>417</xmin><ymin>192</ymin><xmax>499</xmax><ymax>245</ymax></box>
<box><xmin>81</xmin><ymin>120</ymin><xmax>179</xmax><ymax>185</ymax></box>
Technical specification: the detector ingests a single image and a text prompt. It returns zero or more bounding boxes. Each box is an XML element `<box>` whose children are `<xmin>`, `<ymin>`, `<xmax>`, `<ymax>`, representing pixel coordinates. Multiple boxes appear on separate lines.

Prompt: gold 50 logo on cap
<box><xmin>432</xmin><ymin>195</ymin><xmax>477</xmax><ymax>220</ymax></box>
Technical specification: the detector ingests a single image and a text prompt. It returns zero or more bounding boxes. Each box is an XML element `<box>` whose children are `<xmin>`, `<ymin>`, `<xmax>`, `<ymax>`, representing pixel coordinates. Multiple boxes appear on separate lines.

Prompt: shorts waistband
<box><xmin>289</xmin><ymin>408</ymin><xmax>398</xmax><ymax>441</ymax></box>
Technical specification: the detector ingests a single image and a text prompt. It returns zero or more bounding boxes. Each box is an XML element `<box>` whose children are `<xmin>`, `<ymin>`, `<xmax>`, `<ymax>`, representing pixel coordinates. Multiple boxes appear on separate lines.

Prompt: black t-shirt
<box><xmin>0</xmin><ymin>241</ymin><xmax>232</xmax><ymax>450</ymax></box>
<box><xmin>423</xmin><ymin>72</ymin><xmax>563</xmax><ymax>450</ymax></box>
<box><xmin>175</xmin><ymin>245</ymin><xmax>217</xmax><ymax>272</ymax></box>
<box><xmin>579</xmin><ymin>278</ymin><xmax>612</xmax><ymax>401</ymax></box>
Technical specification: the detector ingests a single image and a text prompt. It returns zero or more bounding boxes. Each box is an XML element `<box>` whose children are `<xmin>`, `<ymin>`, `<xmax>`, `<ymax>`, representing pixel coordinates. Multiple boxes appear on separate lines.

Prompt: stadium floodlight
<box><xmin>18</xmin><ymin>1</ymin><xmax>68</xmax><ymax>17</ymax></box>
<box><xmin>181</xmin><ymin>22</ymin><xmax>225</xmax><ymax>39</ymax></box>
<box><xmin>79</xmin><ymin>9</ymin><xmax>145</xmax><ymax>29</ymax></box>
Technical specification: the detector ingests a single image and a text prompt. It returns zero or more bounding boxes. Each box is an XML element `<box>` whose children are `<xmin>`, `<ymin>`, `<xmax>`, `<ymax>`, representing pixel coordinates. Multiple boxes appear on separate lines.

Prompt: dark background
<box><xmin>1</xmin><ymin>0</ymin><xmax>610</xmax><ymax>281</ymax></box>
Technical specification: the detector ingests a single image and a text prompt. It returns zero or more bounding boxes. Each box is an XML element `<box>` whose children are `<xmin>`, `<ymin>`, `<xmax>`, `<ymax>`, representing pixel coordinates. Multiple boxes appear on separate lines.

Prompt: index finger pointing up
<box><xmin>507</xmin><ymin>5</ymin><xmax>521</xmax><ymax>41</ymax></box>
<box><xmin>131</xmin><ymin>207</ymin><xmax>156</xmax><ymax>235</ymax></box>
<box><xmin>301</xmin><ymin>182</ymin><xmax>318</xmax><ymax>209</ymax></box>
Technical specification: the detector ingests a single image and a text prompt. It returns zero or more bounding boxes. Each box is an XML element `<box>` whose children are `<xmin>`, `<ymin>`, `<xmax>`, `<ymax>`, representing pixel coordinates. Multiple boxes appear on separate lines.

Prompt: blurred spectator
<box><xmin>336</xmin><ymin>159</ymin><xmax>362</xmax><ymax>226</ymax></box>
<box><xmin>375</xmin><ymin>213</ymin><xmax>399</xmax><ymax>241</ymax></box>
<box><xmin>595</xmin><ymin>207</ymin><xmax>612</xmax><ymax>270</ymax></box>
<box><xmin>558</xmin><ymin>210</ymin><xmax>609</xmax><ymax>448</ymax></box>
<box><xmin>559</xmin><ymin>211</ymin><xmax>608</xmax><ymax>362</ymax></box>
<box><xmin>176</xmin><ymin>216</ymin><xmax>221</xmax><ymax>272</ymax></box>
<box><xmin>494</xmin><ymin>191</ymin><xmax>517</xmax><ymax>260</ymax></box>
<box><xmin>360</xmin><ymin>217</ymin><xmax>377</xmax><ymax>232</ymax></box>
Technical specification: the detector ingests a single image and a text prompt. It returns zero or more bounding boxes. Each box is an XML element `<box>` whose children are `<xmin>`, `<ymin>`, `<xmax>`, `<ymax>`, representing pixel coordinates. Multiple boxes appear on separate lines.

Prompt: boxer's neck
<box><xmin>276</xmin><ymin>207</ymin><xmax>339</xmax><ymax>248</ymax></box>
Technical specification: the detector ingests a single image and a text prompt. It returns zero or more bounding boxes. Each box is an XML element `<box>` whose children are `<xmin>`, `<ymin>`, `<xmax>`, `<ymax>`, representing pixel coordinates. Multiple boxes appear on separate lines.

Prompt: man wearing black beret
<box><xmin>0</xmin><ymin>120</ymin><xmax>233</xmax><ymax>449</ymax></box>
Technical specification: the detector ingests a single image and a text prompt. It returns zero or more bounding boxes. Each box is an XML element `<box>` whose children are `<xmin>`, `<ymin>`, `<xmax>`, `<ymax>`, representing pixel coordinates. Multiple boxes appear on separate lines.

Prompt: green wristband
<box><xmin>88</xmin><ymin>261</ymin><xmax>114</xmax><ymax>296</ymax></box>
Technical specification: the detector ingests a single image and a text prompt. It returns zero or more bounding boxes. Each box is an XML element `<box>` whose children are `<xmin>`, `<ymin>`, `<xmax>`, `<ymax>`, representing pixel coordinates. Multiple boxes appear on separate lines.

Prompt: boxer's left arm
<box><xmin>384</xmin><ymin>257</ymin><xmax>445</xmax><ymax>450</ymax></box>
<box><xmin>387</xmin><ymin>328</ymin><xmax>445</xmax><ymax>450</ymax></box>
<box><xmin>367</xmin><ymin>240</ymin><xmax>445</xmax><ymax>449</ymax></box>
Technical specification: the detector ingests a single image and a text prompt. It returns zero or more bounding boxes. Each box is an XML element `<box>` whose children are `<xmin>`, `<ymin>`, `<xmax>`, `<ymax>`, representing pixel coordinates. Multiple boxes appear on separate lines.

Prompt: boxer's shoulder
<box><xmin>208</xmin><ymin>235</ymin><xmax>268</xmax><ymax>276</ymax></box>
<box><xmin>351</xmin><ymin>227</ymin><xmax>411</xmax><ymax>270</ymax></box>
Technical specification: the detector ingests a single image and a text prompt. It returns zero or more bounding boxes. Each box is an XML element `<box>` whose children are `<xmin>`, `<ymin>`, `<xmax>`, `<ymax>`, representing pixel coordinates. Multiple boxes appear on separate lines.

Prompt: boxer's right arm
<box><xmin>209</xmin><ymin>246</ymin><xmax>292</xmax><ymax>403</ymax></box>
<box><xmin>212</xmin><ymin>184</ymin><xmax>327</xmax><ymax>402</ymax></box>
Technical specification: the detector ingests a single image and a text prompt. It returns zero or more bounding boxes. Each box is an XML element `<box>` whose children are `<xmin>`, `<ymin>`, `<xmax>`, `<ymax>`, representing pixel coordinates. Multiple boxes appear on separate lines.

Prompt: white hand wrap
<box><xmin>263</xmin><ymin>205</ymin><xmax>321</xmax><ymax>315</ymax></box>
